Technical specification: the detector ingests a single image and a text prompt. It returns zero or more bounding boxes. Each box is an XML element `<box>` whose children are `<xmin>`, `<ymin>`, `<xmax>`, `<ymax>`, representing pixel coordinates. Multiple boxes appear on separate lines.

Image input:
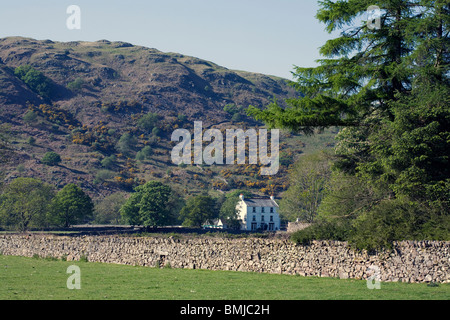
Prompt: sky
<box><xmin>0</xmin><ymin>0</ymin><xmax>337</xmax><ymax>80</ymax></box>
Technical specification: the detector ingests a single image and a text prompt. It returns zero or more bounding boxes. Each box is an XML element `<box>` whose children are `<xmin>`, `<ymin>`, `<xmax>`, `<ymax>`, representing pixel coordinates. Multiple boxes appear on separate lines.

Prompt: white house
<box><xmin>236</xmin><ymin>194</ymin><xmax>280</xmax><ymax>231</ymax></box>
<box><xmin>202</xmin><ymin>218</ymin><xmax>227</xmax><ymax>230</ymax></box>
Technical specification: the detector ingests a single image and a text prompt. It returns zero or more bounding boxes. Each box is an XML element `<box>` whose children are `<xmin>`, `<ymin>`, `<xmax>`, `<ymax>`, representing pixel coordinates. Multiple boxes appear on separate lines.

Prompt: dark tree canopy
<box><xmin>248</xmin><ymin>0</ymin><xmax>449</xmax><ymax>249</ymax></box>
<box><xmin>42</xmin><ymin>151</ymin><xmax>62</xmax><ymax>166</ymax></box>
<box><xmin>51</xmin><ymin>184</ymin><xmax>94</xmax><ymax>228</ymax></box>
<box><xmin>120</xmin><ymin>181</ymin><xmax>173</xmax><ymax>227</ymax></box>
<box><xmin>180</xmin><ymin>194</ymin><xmax>217</xmax><ymax>227</ymax></box>
<box><xmin>0</xmin><ymin>177</ymin><xmax>55</xmax><ymax>231</ymax></box>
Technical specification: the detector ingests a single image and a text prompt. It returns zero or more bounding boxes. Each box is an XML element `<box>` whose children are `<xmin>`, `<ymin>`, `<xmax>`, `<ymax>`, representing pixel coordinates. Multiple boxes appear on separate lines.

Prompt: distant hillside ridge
<box><xmin>0</xmin><ymin>36</ymin><xmax>297</xmax><ymax>125</ymax></box>
<box><xmin>0</xmin><ymin>36</ymin><xmax>333</xmax><ymax>200</ymax></box>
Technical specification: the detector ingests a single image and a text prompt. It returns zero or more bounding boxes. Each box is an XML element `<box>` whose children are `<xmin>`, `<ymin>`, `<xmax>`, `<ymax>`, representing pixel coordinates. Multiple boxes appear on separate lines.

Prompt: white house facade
<box><xmin>236</xmin><ymin>194</ymin><xmax>280</xmax><ymax>231</ymax></box>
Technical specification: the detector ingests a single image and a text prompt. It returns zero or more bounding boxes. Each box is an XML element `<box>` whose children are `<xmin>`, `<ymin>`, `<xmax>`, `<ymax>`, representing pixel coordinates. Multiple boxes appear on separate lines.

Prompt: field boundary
<box><xmin>0</xmin><ymin>234</ymin><xmax>448</xmax><ymax>283</ymax></box>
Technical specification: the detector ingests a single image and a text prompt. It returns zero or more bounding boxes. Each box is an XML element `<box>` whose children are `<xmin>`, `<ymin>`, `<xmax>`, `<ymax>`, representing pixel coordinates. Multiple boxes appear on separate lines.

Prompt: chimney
<box><xmin>239</xmin><ymin>194</ymin><xmax>244</xmax><ymax>201</ymax></box>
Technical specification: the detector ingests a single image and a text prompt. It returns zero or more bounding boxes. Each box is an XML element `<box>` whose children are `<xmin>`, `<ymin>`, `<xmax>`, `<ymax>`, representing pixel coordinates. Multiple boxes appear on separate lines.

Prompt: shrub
<box><xmin>291</xmin><ymin>218</ymin><xmax>353</xmax><ymax>246</ymax></box>
<box><xmin>177</xmin><ymin>113</ymin><xmax>187</xmax><ymax>123</ymax></box>
<box><xmin>116</xmin><ymin>132</ymin><xmax>137</xmax><ymax>155</ymax></box>
<box><xmin>94</xmin><ymin>170</ymin><xmax>115</xmax><ymax>184</ymax></box>
<box><xmin>151</xmin><ymin>127</ymin><xmax>161</xmax><ymax>137</ymax></box>
<box><xmin>15</xmin><ymin>65</ymin><xmax>53</xmax><ymax>100</ymax></box>
<box><xmin>67</xmin><ymin>78</ymin><xmax>84</xmax><ymax>92</ymax></box>
<box><xmin>23</xmin><ymin>110</ymin><xmax>38</xmax><ymax>124</ymax></box>
<box><xmin>101</xmin><ymin>155</ymin><xmax>116</xmax><ymax>169</ymax></box>
<box><xmin>135</xmin><ymin>151</ymin><xmax>145</xmax><ymax>161</ymax></box>
<box><xmin>136</xmin><ymin>146</ymin><xmax>152</xmax><ymax>161</ymax></box>
<box><xmin>93</xmin><ymin>192</ymin><xmax>127</xmax><ymax>224</ymax></box>
<box><xmin>137</xmin><ymin>112</ymin><xmax>160</xmax><ymax>131</ymax></box>
<box><xmin>41</xmin><ymin>152</ymin><xmax>61</xmax><ymax>166</ymax></box>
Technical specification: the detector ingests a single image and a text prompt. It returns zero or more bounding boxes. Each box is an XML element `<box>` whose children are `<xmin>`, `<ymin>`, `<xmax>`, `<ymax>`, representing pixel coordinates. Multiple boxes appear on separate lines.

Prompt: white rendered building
<box><xmin>236</xmin><ymin>194</ymin><xmax>280</xmax><ymax>231</ymax></box>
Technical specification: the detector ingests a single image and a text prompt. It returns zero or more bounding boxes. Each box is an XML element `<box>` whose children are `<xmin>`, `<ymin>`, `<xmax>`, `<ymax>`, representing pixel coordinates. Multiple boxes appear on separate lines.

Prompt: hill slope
<box><xmin>0</xmin><ymin>37</ymin><xmax>334</xmax><ymax>199</ymax></box>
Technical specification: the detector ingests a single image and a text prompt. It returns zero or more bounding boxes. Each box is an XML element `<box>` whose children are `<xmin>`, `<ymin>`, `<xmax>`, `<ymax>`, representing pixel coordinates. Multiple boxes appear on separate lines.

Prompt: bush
<box><xmin>116</xmin><ymin>132</ymin><xmax>137</xmax><ymax>155</ymax></box>
<box><xmin>151</xmin><ymin>127</ymin><xmax>161</xmax><ymax>137</ymax></box>
<box><xmin>136</xmin><ymin>146</ymin><xmax>152</xmax><ymax>161</ymax></box>
<box><xmin>41</xmin><ymin>152</ymin><xmax>61</xmax><ymax>166</ymax></box>
<box><xmin>15</xmin><ymin>65</ymin><xmax>53</xmax><ymax>100</ymax></box>
<box><xmin>177</xmin><ymin>114</ymin><xmax>187</xmax><ymax>123</ymax></box>
<box><xmin>23</xmin><ymin>110</ymin><xmax>38</xmax><ymax>124</ymax></box>
<box><xmin>67</xmin><ymin>78</ymin><xmax>84</xmax><ymax>92</ymax></box>
<box><xmin>101</xmin><ymin>155</ymin><xmax>116</xmax><ymax>169</ymax></box>
<box><xmin>350</xmin><ymin>199</ymin><xmax>450</xmax><ymax>251</ymax></box>
<box><xmin>291</xmin><ymin>219</ymin><xmax>352</xmax><ymax>246</ymax></box>
<box><xmin>291</xmin><ymin>197</ymin><xmax>450</xmax><ymax>252</ymax></box>
<box><xmin>137</xmin><ymin>113</ymin><xmax>160</xmax><ymax>131</ymax></box>
<box><xmin>93</xmin><ymin>192</ymin><xmax>127</xmax><ymax>224</ymax></box>
<box><xmin>94</xmin><ymin>170</ymin><xmax>115</xmax><ymax>184</ymax></box>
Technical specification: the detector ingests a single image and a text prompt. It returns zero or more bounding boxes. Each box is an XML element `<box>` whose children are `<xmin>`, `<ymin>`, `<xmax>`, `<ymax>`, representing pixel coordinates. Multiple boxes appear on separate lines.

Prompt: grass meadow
<box><xmin>0</xmin><ymin>255</ymin><xmax>448</xmax><ymax>300</ymax></box>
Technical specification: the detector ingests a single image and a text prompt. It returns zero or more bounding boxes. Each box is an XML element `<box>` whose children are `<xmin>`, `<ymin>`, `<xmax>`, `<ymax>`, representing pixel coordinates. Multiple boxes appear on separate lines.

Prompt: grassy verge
<box><xmin>0</xmin><ymin>255</ymin><xmax>448</xmax><ymax>300</ymax></box>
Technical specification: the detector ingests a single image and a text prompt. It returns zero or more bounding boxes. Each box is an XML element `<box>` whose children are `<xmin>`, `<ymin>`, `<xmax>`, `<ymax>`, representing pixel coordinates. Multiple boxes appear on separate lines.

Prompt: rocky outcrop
<box><xmin>0</xmin><ymin>234</ymin><xmax>448</xmax><ymax>283</ymax></box>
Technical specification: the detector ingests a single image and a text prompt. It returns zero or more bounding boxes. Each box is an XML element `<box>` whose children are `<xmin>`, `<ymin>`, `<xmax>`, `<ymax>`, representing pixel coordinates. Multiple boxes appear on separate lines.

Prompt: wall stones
<box><xmin>0</xmin><ymin>234</ymin><xmax>448</xmax><ymax>283</ymax></box>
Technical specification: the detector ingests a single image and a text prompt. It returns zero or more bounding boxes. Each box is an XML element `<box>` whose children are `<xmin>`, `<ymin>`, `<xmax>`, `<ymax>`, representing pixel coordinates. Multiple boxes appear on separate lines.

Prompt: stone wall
<box><xmin>287</xmin><ymin>222</ymin><xmax>311</xmax><ymax>233</ymax></box>
<box><xmin>0</xmin><ymin>234</ymin><xmax>448</xmax><ymax>283</ymax></box>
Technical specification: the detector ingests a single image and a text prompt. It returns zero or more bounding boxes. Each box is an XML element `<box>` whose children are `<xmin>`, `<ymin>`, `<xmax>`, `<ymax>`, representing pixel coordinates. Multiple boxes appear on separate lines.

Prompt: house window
<box><xmin>270</xmin><ymin>215</ymin><xmax>273</xmax><ymax>222</ymax></box>
<box><xmin>252</xmin><ymin>207</ymin><xmax>256</xmax><ymax>213</ymax></box>
<box><xmin>261</xmin><ymin>207</ymin><xmax>265</xmax><ymax>213</ymax></box>
<box><xmin>270</xmin><ymin>207</ymin><xmax>274</xmax><ymax>213</ymax></box>
<box><xmin>261</xmin><ymin>215</ymin><xmax>265</xmax><ymax>222</ymax></box>
<box><xmin>252</xmin><ymin>215</ymin><xmax>256</xmax><ymax>221</ymax></box>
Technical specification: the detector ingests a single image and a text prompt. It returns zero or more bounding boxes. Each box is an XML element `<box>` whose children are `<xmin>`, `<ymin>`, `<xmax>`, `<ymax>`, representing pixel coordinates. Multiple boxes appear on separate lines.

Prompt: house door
<box><xmin>251</xmin><ymin>222</ymin><xmax>257</xmax><ymax>231</ymax></box>
<box><xmin>269</xmin><ymin>223</ymin><xmax>274</xmax><ymax>231</ymax></box>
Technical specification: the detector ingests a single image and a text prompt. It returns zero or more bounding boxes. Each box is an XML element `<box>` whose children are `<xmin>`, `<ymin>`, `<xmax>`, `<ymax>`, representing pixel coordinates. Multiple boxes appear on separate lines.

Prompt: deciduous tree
<box><xmin>0</xmin><ymin>177</ymin><xmax>54</xmax><ymax>231</ymax></box>
<box><xmin>120</xmin><ymin>181</ymin><xmax>172</xmax><ymax>228</ymax></box>
<box><xmin>51</xmin><ymin>184</ymin><xmax>94</xmax><ymax>228</ymax></box>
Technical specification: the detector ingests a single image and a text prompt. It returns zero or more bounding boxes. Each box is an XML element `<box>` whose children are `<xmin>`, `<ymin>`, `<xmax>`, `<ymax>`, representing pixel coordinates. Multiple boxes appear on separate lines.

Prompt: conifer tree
<box><xmin>248</xmin><ymin>0</ymin><xmax>449</xmax><ymax>247</ymax></box>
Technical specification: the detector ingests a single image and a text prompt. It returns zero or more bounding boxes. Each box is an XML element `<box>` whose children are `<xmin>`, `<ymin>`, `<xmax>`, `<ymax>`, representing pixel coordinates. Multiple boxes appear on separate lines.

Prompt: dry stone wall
<box><xmin>0</xmin><ymin>234</ymin><xmax>448</xmax><ymax>283</ymax></box>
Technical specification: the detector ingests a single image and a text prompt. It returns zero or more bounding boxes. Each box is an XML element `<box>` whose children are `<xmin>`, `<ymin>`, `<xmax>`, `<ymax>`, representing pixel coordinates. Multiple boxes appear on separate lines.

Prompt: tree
<box><xmin>51</xmin><ymin>184</ymin><xmax>94</xmax><ymax>228</ymax></box>
<box><xmin>248</xmin><ymin>0</ymin><xmax>450</xmax><ymax>248</ymax></box>
<box><xmin>116</xmin><ymin>132</ymin><xmax>137</xmax><ymax>155</ymax></box>
<box><xmin>279</xmin><ymin>151</ymin><xmax>331</xmax><ymax>223</ymax></box>
<box><xmin>23</xmin><ymin>110</ymin><xmax>38</xmax><ymax>124</ymax></box>
<box><xmin>135</xmin><ymin>146</ymin><xmax>152</xmax><ymax>161</ymax></box>
<box><xmin>101</xmin><ymin>155</ymin><xmax>117</xmax><ymax>169</ymax></box>
<box><xmin>67</xmin><ymin>78</ymin><xmax>84</xmax><ymax>92</ymax></box>
<box><xmin>14</xmin><ymin>65</ymin><xmax>53</xmax><ymax>100</ymax></box>
<box><xmin>0</xmin><ymin>177</ymin><xmax>54</xmax><ymax>231</ymax></box>
<box><xmin>93</xmin><ymin>192</ymin><xmax>127</xmax><ymax>224</ymax></box>
<box><xmin>42</xmin><ymin>151</ymin><xmax>61</xmax><ymax>166</ymax></box>
<box><xmin>180</xmin><ymin>194</ymin><xmax>217</xmax><ymax>227</ymax></box>
<box><xmin>219</xmin><ymin>190</ymin><xmax>252</xmax><ymax>228</ymax></box>
<box><xmin>137</xmin><ymin>112</ymin><xmax>160</xmax><ymax>131</ymax></box>
<box><xmin>120</xmin><ymin>181</ymin><xmax>172</xmax><ymax>228</ymax></box>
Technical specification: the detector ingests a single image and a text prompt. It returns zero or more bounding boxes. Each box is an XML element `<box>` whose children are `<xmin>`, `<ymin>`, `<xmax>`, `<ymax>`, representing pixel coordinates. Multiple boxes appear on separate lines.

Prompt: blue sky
<box><xmin>0</xmin><ymin>0</ymin><xmax>337</xmax><ymax>80</ymax></box>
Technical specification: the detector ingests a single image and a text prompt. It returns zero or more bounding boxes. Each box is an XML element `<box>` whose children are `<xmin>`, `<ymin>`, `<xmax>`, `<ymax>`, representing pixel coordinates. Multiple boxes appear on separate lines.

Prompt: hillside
<box><xmin>0</xmin><ymin>36</ymin><xmax>335</xmax><ymax>200</ymax></box>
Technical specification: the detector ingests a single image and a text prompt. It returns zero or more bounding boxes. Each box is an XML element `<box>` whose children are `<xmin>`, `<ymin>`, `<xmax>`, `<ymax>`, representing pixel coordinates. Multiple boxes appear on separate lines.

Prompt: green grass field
<box><xmin>0</xmin><ymin>255</ymin><xmax>448</xmax><ymax>300</ymax></box>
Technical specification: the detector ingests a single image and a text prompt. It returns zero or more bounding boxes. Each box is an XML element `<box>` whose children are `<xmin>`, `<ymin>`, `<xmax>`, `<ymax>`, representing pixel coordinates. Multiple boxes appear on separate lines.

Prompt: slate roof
<box><xmin>243</xmin><ymin>198</ymin><xmax>278</xmax><ymax>208</ymax></box>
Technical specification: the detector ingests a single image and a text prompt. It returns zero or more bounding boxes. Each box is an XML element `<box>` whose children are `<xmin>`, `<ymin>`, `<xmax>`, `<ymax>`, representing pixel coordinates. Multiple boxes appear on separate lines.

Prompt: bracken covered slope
<box><xmin>0</xmin><ymin>37</ymin><xmax>319</xmax><ymax>199</ymax></box>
